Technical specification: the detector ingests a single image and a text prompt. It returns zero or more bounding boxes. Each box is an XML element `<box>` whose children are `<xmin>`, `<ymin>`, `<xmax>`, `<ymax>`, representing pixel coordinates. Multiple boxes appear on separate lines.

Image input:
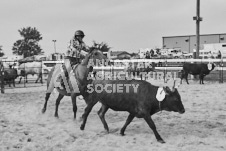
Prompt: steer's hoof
<box><xmin>41</xmin><ymin>108</ymin><xmax>46</xmax><ymax>113</ymax></box>
<box><xmin>80</xmin><ymin>125</ymin><xmax>85</xmax><ymax>130</ymax></box>
<box><xmin>158</xmin><ymin>139</ymin><xmax>166</xmax><ymax>144</ymax></box>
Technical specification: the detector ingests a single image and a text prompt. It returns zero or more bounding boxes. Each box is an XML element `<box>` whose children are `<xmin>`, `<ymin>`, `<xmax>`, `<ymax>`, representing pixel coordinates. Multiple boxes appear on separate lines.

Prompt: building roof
<box><xmin>117</xmin><ymin>51</ymin><xmax>131</xmax><ymax>56</ymax></box>
<box><xmin>163</xmin><ymin>33</ymin><xmax>226</xmax><ymax>38</ymax></box>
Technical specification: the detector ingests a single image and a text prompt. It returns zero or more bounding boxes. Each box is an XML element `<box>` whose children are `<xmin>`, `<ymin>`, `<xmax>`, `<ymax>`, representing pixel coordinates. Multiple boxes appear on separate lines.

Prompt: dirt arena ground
<box><xmin>0</xmin><ymin>79</ymin><xmax>226</xmax><ymax>151</ymax></box>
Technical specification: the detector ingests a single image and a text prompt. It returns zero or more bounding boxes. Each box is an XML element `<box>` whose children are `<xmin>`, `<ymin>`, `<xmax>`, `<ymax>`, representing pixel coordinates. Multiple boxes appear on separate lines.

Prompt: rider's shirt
<box><xmin>67</xmin><ymin>38</ymin><xmax>87</xmax><ymax>58</ymax></box>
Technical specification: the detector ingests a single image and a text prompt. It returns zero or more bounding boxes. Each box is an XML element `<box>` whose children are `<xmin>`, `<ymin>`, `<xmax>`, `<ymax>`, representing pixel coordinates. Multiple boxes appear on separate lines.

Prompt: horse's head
<box><xmin>85</xmin><ymin>49</ymin><xmax>107</xmax><ymax>66</ymax></box>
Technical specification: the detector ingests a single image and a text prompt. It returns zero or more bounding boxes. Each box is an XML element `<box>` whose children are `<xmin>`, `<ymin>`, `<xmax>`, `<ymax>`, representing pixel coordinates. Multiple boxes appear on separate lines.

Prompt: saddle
<box><xmin>57</xmin><ymin>64</ymin><xmax>78</xmax><ymax>90</ymax></box>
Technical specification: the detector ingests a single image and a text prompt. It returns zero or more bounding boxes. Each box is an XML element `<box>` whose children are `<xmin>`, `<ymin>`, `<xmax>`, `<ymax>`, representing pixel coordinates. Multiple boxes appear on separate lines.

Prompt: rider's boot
<box><xmin>60</xmin><ymin>58</ymin><xmax>71</xmax><ymax>89</ymax></box>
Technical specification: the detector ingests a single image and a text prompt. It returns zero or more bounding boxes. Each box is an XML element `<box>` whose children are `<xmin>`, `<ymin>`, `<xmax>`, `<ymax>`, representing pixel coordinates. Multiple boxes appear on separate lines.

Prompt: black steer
<box><xmin>180</xmin><ymin>63</ymin><xmax>215</xmax><ymax>84</ymax></box>
<box><xmin>80</xmin><ymin>79</ymin><xmax>185</xmax><ymax>143</ymax></box>
<box><xmin>3</xmin><ymin>68</ymin><xmax>18</xmax><ymax>87</ymax></box>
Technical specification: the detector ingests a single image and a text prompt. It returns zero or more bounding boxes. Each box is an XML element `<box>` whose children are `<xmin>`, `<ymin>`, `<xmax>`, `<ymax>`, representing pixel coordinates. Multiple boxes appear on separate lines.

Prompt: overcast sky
<box><xmin>0</xmin><ymin>0</ymin><xmax>226</xmax><ymax>56</ymax></box>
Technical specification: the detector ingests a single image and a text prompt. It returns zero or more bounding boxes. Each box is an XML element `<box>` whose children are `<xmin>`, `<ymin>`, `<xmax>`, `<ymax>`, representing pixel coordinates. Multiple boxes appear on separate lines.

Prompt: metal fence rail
<box><xmin>1</xmin><ymin>59</ymin><xmax>225</xmax><ymax>93</ymax></box>
<box><xmin>109</xmin><ymin>58</ymin><xmax>225</xmax><ymax>83</ymax></box>
<box><xmin>0</xmin><ymin>61</ymin><xmax>63</xmax><ymax>93</ymax></box>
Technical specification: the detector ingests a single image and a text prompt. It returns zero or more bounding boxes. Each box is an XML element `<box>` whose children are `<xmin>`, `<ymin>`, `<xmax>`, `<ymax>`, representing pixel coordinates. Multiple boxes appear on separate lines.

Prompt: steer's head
<box><xmin>163</xmin><ymin>81</ymin><xmax>185</xmax><ymax>114</ymax></box>
<box><xmin>211</xmin><ymin>63</ymin><xmax>216</xmax><ymax>70</ymax></box>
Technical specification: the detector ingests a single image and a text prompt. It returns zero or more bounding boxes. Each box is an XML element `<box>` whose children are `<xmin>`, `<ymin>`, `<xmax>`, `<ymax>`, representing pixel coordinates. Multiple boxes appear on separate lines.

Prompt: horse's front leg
<box><xmin>71</xmin><ymin>93</ymin><xmax>78</xmax><ymax>119</ymax></box>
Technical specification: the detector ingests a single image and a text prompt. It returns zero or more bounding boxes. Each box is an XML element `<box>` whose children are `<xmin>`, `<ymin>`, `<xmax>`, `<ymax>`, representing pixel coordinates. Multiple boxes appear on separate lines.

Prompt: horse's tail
<box><xmin>46</xmin><ymin>66</ymin><xmax>56</xmax><ymax>89</ymax></box>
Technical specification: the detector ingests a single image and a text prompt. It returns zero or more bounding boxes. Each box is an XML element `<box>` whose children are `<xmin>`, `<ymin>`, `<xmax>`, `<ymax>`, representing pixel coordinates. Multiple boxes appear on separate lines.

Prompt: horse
<box><xmin>18</xmin><ymin>61</ymin><xmax>48</xmax><ymax>83</ymax></box>
<box><xmin>41</xmin><ymin>49</ymin><xmax>106</xmax><ymax>119</ymax></box>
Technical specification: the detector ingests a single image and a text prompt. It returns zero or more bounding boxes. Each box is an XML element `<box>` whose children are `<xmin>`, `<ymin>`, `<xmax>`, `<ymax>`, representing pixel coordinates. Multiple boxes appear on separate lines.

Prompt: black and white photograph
<box><xmin>0</xmin><ymin>0</ymin><xmax>226</xmax><ymax>151</ymax></box>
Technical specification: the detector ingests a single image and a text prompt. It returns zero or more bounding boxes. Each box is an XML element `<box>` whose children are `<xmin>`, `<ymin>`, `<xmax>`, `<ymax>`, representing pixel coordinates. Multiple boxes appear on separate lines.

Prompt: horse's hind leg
<box><xmin>54</xmin><ymin>93</ymin><xmax>64</xmax><ymax>118</ymax></box>
<box><xmin>42</xmin><ymin>65</ymin><xmax>58</xmax><ymax>114</ymax></box>
<box><xmin>42</xmin><ymin>92</ymin><xmax>51</xmax><ymax>113</ymax></box>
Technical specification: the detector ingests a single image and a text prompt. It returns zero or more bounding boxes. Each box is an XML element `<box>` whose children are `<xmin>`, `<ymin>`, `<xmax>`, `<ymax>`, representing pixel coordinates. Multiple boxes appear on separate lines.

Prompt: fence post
<box><xmin>41</xmin><ymin>61</ymin><xmax>43</xmax><ymax>84</ymax></box>
<box><xmin>112</xmin><ymin>60</ymin><xmax>114</xmax><ymax>78</ymax></box>
<box><xmin>164</xmin><ymin>59</ymin><xmax>167</xmax><ymax>83</ymax></box>
<box><xmin>220</xmin><ymin>58</ymin><xmax>224</xmax><ymax>83</ymax></box>
<box><xmin>0</xmin><ymin>62</ymin><xmax>4</xmax><ymax>93</ymax></box>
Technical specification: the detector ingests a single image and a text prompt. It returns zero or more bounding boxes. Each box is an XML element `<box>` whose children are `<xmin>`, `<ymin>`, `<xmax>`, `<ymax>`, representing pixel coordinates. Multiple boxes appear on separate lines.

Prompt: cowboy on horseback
<box><xmin>64</xmin><ymin>30</ymin><xmax>89</xmax><ymax>76</ymax></box>
<box><xmin>59</xmin><ymin>30</ymin><xmax>89</xmax><ymax>91</ymax></box>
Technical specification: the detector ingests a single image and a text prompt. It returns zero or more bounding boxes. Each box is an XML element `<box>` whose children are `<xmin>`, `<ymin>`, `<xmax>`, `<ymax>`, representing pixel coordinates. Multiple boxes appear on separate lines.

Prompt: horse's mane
<box><xmin>87</xmin><ymin>46</ymin><xmax>104</xmax><ymax>54</ymax></box>
<box><xmin>88</xmin><ymin>48</ymin><xmax>97</xmax><ymax>53</ymax></box>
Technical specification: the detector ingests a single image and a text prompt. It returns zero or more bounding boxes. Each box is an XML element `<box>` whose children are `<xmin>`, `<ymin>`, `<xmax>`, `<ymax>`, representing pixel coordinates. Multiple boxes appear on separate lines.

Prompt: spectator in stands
<box><xmin>208</xmin><ymin>51</ymin><xmax>213</xmax><ymax>59</ymax></box>
<box><xmin>217</xmin><ymin>50</ymin><xmax>222</xmax><ymax>59</ymax></box>
<box><xmin>150</xmin><ymin>49</ymin><xmax>154</xmax><ymax>57</ymax></box>
<box><xmin>145</xmin><ymin>51</ymin><xmax>151</xmax><ymax>59</ymax></box>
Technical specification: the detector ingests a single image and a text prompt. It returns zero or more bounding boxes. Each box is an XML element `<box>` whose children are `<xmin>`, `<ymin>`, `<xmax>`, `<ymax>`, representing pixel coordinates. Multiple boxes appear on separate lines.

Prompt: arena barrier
<box><xmin>0</xmin><ymin>60</ymin><xmax>61</xmax><ymax>92</ymax></box>
<box><xmin>1</xmin><ymin>59</ymin><xmax>225</xmax><ymax>93</ymax></box>
<box><xmin>107</xmin><ymin>58</ymin><xmax>225</xmax><ymax>83</ymax></box>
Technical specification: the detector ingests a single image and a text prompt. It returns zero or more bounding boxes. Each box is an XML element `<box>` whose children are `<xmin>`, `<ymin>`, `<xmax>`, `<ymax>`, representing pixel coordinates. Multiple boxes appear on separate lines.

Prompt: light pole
<box><xmin>193</xmin><ymin>0</ymin><xmax>202</xmax><ymax>58</ymax></box>
<box><xmin>52</xmin><ymin>40</ymin><xmax>57</xmax><ymax>54</ymax></box>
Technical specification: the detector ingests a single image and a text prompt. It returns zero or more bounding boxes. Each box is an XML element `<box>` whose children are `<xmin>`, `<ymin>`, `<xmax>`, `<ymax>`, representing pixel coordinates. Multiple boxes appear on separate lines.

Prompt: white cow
<box><xmin>18</xmin><ymin>61</ymin><xmax>48</xmax><ymax>83</ymax></box>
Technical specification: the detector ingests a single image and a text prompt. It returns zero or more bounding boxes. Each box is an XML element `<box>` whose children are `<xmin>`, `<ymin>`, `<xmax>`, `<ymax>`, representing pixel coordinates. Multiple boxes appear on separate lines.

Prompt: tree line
<box><xmin>0</xmin><ymin>27</ymin><xmax>111</xmax><ymax>58</ymax></box>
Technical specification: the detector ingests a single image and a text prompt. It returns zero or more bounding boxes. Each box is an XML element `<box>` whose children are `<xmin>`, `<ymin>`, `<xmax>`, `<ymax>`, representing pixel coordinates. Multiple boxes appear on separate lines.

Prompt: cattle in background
<box><xmin>0</xmin><ymin>62</ymin><xmax>18</xmax><ymax>87</ymax></box>
<box><xmin>3</xmin><ymin>65</ymin><xmax>18</xmax><ymax>87</ymax></box>
<box><xmin>180</xmin><ymin>63</ymin><xmax>215</xmax><ymax>84</ymax></box>
<box><xmin>18</xmin><ymin>61</ymin><xmax>49</xmax><ymax>83</ymax></box>
<box><xmin>80</xmin><ymin>80</ymin><xmax>185</xmax><ymax>143</ymax></box>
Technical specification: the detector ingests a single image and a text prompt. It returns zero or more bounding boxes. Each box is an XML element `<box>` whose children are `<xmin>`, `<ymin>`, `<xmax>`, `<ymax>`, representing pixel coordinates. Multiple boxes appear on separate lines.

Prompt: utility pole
<box><xmin>193</xmin><ymin>0</ymin><xmax>202</xmax><ymax>58</ymax></box>
<box><xmin>0</xmin><ymin>62</ymin><xmax>4</xmax><ymax>93</ymax></box>
<box><xmin>52</xmin><ymin>40</ymin><xmax>57</xmax><ymax>54</ymax></box>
